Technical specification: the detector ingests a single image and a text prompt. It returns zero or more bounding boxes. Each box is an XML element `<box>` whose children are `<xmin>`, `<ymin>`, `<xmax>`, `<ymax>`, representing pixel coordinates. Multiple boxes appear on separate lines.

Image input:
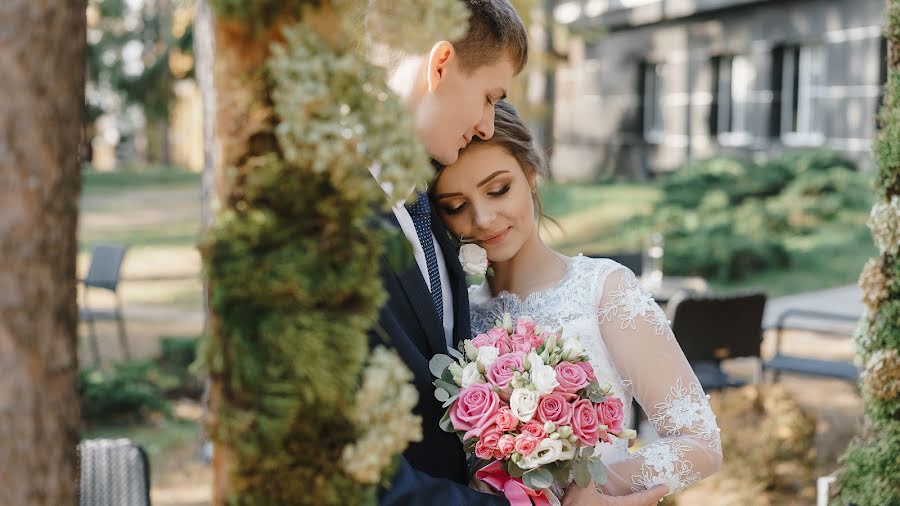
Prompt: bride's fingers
<box><xmin>625</xmin><ymin>485</ymin><xmax>669</xmax><ymax>505</ymax></box>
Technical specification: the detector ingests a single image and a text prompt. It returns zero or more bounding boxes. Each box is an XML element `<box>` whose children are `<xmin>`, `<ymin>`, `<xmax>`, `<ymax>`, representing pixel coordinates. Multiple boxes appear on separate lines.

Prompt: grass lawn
<box><xmin>82</xmin><ymin>416</ymin><xmax>200</xmax><ymax>470</ymax></box>
<box><xmin>539</xmin><ymin>181</ymin><xmax>873</xmax><ymax>297</ymax></box>
<box><xmin>82</xmin><ymin>166</ymin><xmax>201</xmax><ymax>193</ymax></box>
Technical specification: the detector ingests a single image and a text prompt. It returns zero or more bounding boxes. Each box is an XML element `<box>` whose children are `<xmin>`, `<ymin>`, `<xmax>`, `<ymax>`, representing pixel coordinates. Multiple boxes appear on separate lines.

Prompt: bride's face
<box><xmin>433</xmin><ymin>142</ymin><xmax>536</xmax><ymax>263</ymax></box>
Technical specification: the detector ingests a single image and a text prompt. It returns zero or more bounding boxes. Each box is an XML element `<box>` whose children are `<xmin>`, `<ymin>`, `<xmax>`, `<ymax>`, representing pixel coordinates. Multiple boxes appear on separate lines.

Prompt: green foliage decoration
<box><xmin>834</xmin><ymin>2</ymin><xmax>900</xmax><ymax>504</ymax></box>
<box><xmin>833</xmin><ymin>423</ymin><xmax>900</xmax><ymax>506</ymax></box>
<box><xmin>199</xmin><ymin>1</ymin><xmax>466</xmax><ymax>503</ymax></box>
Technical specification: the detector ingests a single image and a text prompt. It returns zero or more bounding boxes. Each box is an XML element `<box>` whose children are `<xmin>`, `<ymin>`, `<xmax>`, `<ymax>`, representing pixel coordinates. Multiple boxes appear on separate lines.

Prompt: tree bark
<box><xmin>0</xmin><ymin>1</ymin><xmax>85</xmax><ymax>504</ymax></box>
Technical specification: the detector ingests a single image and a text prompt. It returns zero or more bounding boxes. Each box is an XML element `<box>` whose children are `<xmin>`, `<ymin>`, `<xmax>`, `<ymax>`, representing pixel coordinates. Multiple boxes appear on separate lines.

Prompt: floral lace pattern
<box><xmin>649</xmin><ymin>378</ymin><xmax>721</xmax><ymax>450</ymax></box>
<box><xmin>469</xmin><ymin>254</ymin><xmax>615</xmax><ymax>334</ymax></box>
<box><xmin>629</xmin><ymin>441</ymin><xmax>702</xmax><ymax>493</ymax></box>
<box><xmin>597</xmin><ymin>275</ymin><xmax>671</xmax><ymax>339</ymax></box>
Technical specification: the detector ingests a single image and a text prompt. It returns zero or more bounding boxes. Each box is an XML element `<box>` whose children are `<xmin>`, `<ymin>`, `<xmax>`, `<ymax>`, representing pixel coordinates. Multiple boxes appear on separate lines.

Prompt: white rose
<box><xmin>561</xmin><ymin>335</ymin><xmax>583</xmax><ymax>361</ymax></box>
<box><xmin>509</xmin><ymin>388</ymin><xmax>538</xmax><ymax>423</ymax></box>
<box><xmin>459</xmin><ymin>243</ymin><xmax>488</xmax><ymax>276</ymax></box>
<box><xmin>460</xmin><ymin>362</ymin><xmax>484</xmax><ymax>388</ymax></box>
<box><xmin>529</xmin><ymin>353</ymin><xmax>560</xmax><ymax>396</ymax></box>
<box><xmin>476</xmin><ymin>346</ymin><xmax>499</xmax><ymax>370</ymax></box>
<box><xmin>464</xmin><ymin>340</ymin><xmax>479</xmax><ymax>361</ymax></box>
<box><xmin>518</xmin><ymin>438</ymin><xmax>563</xmax><ymax>470</ymax></box>
<box><xmin>448</xmin><ymin>363</ymin><xmax>464</xmax><ymax>386</ymax></box>
<box><xmin>526</xmin><ymin>351</ymin><xmax>543</xmax><ymax>369</ymax></box>
<box><xmin>558</xmin><ymin>437</ymin><xmax>576</xmax><ymax>462</ymax></box>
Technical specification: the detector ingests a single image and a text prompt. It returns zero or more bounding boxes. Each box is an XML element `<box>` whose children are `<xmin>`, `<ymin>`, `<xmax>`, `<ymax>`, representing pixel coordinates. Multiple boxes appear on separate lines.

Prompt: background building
<box><xmin>551</xmin><ymin>0</ymin><xmax>888</xmax><ymax>181</ymax></box>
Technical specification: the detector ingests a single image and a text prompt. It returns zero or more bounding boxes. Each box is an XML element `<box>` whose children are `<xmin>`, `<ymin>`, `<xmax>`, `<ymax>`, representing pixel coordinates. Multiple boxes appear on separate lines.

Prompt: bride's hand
<box><xmin>562</xmin><ymin>483</ymin><xmax>668</xmax><ymax>506</ymax></box>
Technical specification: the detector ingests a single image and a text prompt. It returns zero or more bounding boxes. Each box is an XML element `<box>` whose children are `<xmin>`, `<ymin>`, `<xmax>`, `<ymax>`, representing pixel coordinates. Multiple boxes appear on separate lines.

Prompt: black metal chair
<box><xmin>668</xmin><ymin>291</ymin><xmax>768</xmax><ymax>391</ymax></box>
<box><xmin>586</xmin><ymin>251</ymin><xmax>643</xmax><ymax>276</ymax></box>
<box><xmin>78</xmin><ymin>438</ymin><xmax>151</xmax><ymax>506</ymax></box>
<box><xmin>80</xmin><ymin>243</ymin><xmax>129</xmax><ymax>365</ymax></box>
<box><xmin>763</xmin><ymin>308</ymin><xmax>860</xmax><ymax>382</ymax></box>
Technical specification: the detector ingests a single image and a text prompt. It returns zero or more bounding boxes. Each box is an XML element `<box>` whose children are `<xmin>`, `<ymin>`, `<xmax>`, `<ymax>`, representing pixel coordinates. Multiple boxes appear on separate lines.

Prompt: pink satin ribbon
<box><xmin>475</xmin><ymin>461</ymin><xmax>551</xmax><ymax>506</ymax></box>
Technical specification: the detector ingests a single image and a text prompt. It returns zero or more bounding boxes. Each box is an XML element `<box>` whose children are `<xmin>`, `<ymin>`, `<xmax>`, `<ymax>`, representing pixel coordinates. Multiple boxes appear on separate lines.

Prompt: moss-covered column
<box><xmin>834</xmin><ymin>2</ymin><xmax>900</xmax><ymax>504</ymax></box>
<box><xmin>198</xmin><ymin>1</ymin><xmax>465</xmax><ymax>504</ymax></box>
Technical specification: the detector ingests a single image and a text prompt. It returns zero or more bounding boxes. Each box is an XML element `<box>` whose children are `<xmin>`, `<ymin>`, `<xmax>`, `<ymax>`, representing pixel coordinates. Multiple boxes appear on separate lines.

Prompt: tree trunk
<box><xmin>0</xmin><ymin>1</ymin><xmax>85</xmax><ymax>505</ymax></box>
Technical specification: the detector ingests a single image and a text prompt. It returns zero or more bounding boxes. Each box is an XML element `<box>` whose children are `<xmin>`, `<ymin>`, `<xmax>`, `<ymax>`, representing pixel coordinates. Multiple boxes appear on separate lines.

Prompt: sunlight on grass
<box><xmin>539</xmin><ymin>182</ymin><xmax>661</xmax><ymax>255</ymax></box>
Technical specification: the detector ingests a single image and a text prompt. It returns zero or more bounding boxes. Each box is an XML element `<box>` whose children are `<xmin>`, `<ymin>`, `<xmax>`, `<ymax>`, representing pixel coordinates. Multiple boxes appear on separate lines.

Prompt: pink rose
<box><xmin>598</xmin><ymin>397</ymin><xmax>625</xmax><ymax>433</ymax></box>
<box><xmin>486</xmin><ymin>352</ymin><xmax>526</xmax><ymax>389</ymax></box>
<box><xmin>576</xmin><ymin>361</ymin><xmax>597</xmax><ymax>382</ymax></box>
<box><xmin>498</xmin><ymin>434</ymin><xmax>516</xmax><ymax>457</ymax></box>
<box><xmin>510</xmin><ymin>333</ymin><xmax>534</xmax><ymax>354</ymax></box>
<box><xmin>535</xmin><ymin>393</ymin><xmax>572</xmax><ymax>426</ymax></box>
<box><xmin>480</xmin><ymin>425</ymin><xmax>502</xmax><ymax>448</ymax></box>
<box><xmin>514</xmin><ymin>433</ymin><xmax>539</xmax><ymax>456</ymax></box>
<box><xmin>450</xmin><ymin>383</ymin><xmax>500</xmax><ymax>440</ymax></box>
<box><xmin>471</xmin><ymin>332</ymin><xmax>498</xmax><ymax>348</ymax></box>
<box><xmin>487</xmin><ymin>327</ymin><xmax>513</xmax><ymax>355</ymax></box>
<box><xmin>571</xmin><ymin>399</ymin><xmax>601</xmax><ymax>445</ymax></box>
<box><xmin>555</xmin><ymin>362</ymin><xmax>590</xmax><ymax>394</ymax></box>
<box><xmin>514</xmin><ymin>318</ymin><xmax>536</xmax><ymax>337</ymax></box>
<box><xmin>475</xmin><ymin>438</ymin><xmax>494</xmax><ymax>459</ymax></box>
<box><xmin>520</xmin><ymin>421</ymin><xmax>547</xmax><ymax>439</ymax></box>
<box><xmin>495</xmin><ymin>407</ymin><xmax>519</xmax><ymax>431</ymax></box>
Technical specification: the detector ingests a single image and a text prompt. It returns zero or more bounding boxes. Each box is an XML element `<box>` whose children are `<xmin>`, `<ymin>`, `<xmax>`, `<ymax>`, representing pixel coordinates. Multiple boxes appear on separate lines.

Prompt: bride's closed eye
<box><xmin>439</xmin><ymin>184</ymin><xmax>512</xmax><ymax>216</ymax></box>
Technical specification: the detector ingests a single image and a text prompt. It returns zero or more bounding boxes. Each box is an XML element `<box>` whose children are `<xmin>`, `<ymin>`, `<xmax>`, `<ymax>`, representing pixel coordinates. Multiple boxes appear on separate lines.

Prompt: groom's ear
<box><xmin>426</xmin><ymin>41</ymin><xmax>455</xmax><ymax>93</ymax></box>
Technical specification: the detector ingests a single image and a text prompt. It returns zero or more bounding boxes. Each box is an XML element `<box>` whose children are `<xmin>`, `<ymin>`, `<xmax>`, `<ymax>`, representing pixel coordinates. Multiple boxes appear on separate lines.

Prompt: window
<box><xmin>775</xmin><ymin>45</ymin><xmax>825</xmax><ymax>143</ymax></box>
<box><xmin>642</xmin><ymin>62</ymin><xmax>666</xmax><ymax>142</ymax></box>
<box><xmin>711</xmin><ymin>55</ymin><xmax>754</xmax><ymax>144</ymax></box>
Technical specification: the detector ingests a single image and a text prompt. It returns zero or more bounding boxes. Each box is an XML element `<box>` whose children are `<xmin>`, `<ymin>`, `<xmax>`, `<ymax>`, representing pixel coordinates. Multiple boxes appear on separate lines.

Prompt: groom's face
<box><xmin>415</xmin><ymin>54</ymin><xmax>515</xmax><ymax>166</ymax></box>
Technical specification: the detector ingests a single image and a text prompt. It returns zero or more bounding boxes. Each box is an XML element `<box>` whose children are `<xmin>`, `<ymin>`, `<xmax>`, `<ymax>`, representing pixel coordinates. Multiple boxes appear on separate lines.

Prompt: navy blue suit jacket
<box><xmin>373</xmin><ymin>204</ymin><xmax>507</xmax><ymax>506</ymax></box>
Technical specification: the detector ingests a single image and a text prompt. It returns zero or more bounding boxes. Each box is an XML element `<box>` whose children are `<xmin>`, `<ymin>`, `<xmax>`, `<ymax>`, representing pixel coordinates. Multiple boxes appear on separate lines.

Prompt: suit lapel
<box><xmin>384</xmin><ymin>210</ymin><xmax>448</xmax><ymax>356</ymax></box>
<box><xmin>430</xmin><ymin>205</ymin><xmax>471</xmax><ymax>349</ymax></box>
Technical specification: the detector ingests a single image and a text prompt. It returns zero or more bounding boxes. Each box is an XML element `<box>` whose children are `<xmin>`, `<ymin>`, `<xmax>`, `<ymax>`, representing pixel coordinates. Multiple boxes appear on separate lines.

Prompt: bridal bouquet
<box><xmin>429</xmin><ymin>314</ymin><xmax>636</xmax><ymax>505</ymax></box>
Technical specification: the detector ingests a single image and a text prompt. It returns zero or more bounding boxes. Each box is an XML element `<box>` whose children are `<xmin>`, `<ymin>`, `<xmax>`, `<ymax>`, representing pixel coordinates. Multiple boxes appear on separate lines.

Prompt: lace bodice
<box><xmin>468</xmin><ymin>255</ymin><xmax>722</xmax><ymax>496</ymax></box>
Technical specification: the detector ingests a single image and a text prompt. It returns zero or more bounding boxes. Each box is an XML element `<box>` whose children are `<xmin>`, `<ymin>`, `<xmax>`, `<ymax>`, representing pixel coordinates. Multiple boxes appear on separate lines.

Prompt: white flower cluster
<box><xmin>342</xmin><ymin>346</ymin><xmax>422</xmax><ymax>484</ymax></box>
<box><xmin>268</xmin><ymin>24</ymin><xmax>433</xmax><ymax>208</ymax></box>
<box><xmin>868</xmin><ymin>195</ymin><xmax>900</xmax><ymax>256</ymax></box>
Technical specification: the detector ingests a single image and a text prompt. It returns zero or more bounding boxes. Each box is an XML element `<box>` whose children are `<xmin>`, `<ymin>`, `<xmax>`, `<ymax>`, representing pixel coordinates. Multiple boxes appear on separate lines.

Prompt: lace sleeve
<box><xmin>594</xmin><ymin>266</ymin><xmax>722</xmax><ymax>496</ymax></box>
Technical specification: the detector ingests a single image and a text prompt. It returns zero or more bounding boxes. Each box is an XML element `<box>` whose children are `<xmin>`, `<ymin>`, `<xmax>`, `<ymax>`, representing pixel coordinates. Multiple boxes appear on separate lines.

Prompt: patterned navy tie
<box><xmin>407</xmin><ymin>191</ymin><xmax>444</xmax><ymax>321</ymax></box>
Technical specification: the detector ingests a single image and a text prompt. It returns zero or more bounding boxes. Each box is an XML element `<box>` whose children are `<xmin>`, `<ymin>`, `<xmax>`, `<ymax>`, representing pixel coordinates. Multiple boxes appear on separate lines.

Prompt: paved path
<box><xmin>763</xmin><ymin>284</ymin><xmax>864</xmax><ymax>332</ymax></box>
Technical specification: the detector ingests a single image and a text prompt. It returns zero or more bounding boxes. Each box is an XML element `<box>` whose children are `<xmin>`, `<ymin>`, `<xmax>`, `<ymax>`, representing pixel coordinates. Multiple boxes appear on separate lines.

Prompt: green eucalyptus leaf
<box><xmin>434</xmin><ymin>388</ymin><xmax>449</xmax><ymax>402</ymax></box>
<box><xmin>429</xmin><ymin>354</ymin><xmax>454</xmax><ymax>378</ymax></box>
<box><xmin>587</xmin><ymin>458</ymin><xmax>608</xmax><ymax>486</ymax></box>
<box><xmin>439</xmin><ymin>409</ymin><xmax>454</xmax><ymax>432</ymax></box>
<box><xmin>523</xmin><ymin>468</ymin><xmax>554</xmax><ymax>490</ymax></box>
<box><xmin>441</xmin><ymin>394</ymin><xmax>458</xmax><ymax>408</ymax></box>
<box><xmin>507</xmin><ymin>460</ymin><xmax>526</xmax><ymax>478</ymax></box>
<box><xmin>573</xmin><ymin>459</ymin><xmax>591</xmax><ymax>488</ymax></box>
<box><xmin>434</xmin><ymin>378</ymin><xmax>460</xmax><ymax>396</ymax></box>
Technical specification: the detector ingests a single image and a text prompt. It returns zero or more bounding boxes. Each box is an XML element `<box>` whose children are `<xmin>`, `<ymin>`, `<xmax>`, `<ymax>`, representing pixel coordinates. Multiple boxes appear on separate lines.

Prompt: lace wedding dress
<box><xmin>468</xmin><ymin>255</ymin><xmax>722</xmax><ymax>496</ymax></box>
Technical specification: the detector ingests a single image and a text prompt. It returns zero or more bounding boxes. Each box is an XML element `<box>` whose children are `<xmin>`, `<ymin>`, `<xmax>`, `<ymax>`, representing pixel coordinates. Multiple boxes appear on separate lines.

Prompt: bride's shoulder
<box><xmin>570</xmin><ymin>254</ymin><xmax>632</xmax><ymax>278</ymax></box>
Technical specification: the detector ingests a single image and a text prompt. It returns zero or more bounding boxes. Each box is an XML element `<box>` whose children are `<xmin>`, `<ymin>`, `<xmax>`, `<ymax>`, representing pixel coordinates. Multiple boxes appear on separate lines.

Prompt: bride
<box><xmin>430</xmin><ymin>101</ymin><xmax>723</xmax><ymax>503</ymax></box>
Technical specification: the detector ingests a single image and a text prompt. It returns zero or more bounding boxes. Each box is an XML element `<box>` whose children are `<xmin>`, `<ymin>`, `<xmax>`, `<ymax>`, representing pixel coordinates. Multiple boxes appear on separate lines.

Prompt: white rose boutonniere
<box><xmin>458</xmin><ymin>243</ymin><xmax>492</xmax><ymax>286</ymax></box>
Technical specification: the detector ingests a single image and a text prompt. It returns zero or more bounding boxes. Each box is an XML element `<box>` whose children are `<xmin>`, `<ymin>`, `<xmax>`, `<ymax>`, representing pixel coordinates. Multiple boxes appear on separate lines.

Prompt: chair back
<box><xmin>669</xmin><ymin>291</ymin><xmax>767</xmax><ymax>362</ymax></box>
<box><xmin>84</xmin><ymin>244</ymin><xmax>127</xmax><ymax>291</ymax></box>
<box><xmin>78</xmin><ymin>438</ymin><xmax>150</xmax><ymax>506</ymax></box>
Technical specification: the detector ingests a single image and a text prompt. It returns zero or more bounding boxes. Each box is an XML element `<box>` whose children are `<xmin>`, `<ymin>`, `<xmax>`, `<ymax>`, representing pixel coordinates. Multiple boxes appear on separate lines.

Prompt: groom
<box><xmin>371</xmin><ymin>2</ymin><xmax>668</xmax><ymax>505</ymax></box>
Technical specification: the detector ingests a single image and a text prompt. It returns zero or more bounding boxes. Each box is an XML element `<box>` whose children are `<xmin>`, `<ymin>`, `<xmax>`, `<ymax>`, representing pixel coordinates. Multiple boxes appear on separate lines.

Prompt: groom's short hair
<box><xmin>454</xmin><ymin>0</ymin><xmax>528</xmax><ymax>75</ymax></box>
